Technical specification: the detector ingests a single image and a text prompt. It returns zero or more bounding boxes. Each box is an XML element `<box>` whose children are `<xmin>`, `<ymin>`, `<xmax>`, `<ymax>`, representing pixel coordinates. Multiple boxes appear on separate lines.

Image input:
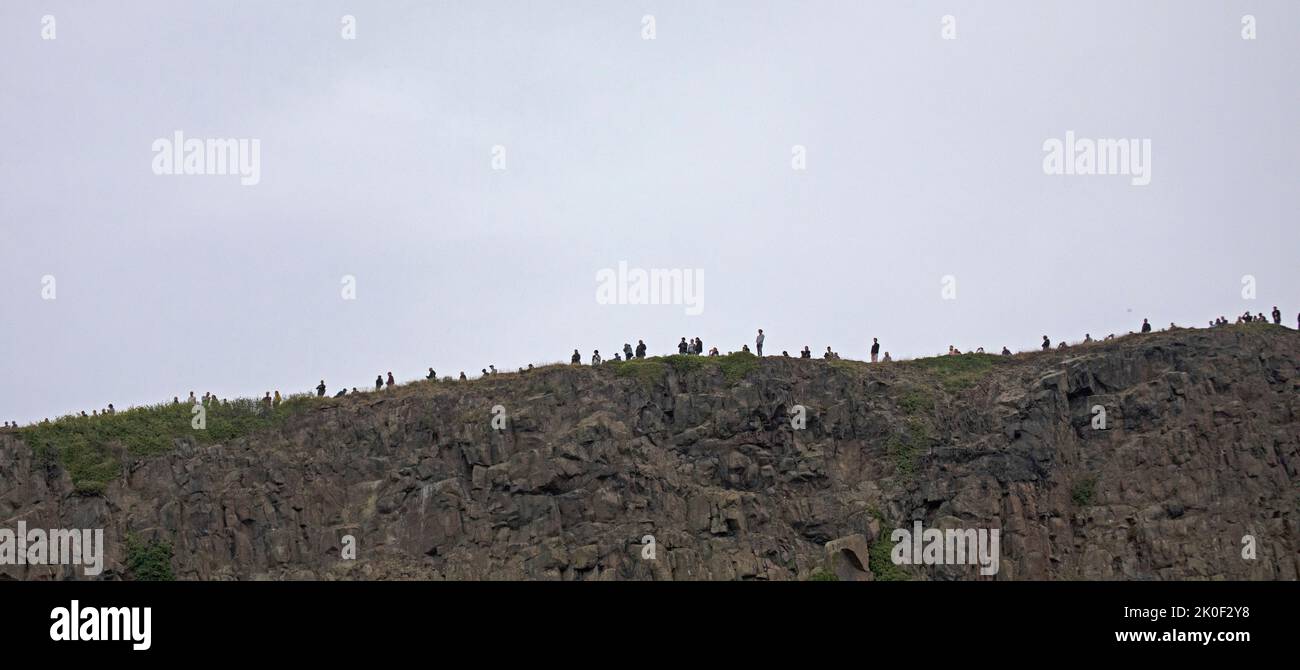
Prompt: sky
<box><xmin>1</xmin><ymin>1</ymin><xmax>1297</xmax><ymax>424</ymax></box>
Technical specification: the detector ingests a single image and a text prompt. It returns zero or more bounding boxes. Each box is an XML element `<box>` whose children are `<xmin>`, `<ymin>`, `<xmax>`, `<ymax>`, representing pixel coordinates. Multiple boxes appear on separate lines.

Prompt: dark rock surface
<box><xmin>2</xmin><ymin>325</ymin><xmax>1297</xmax><ymax>580</ymax></box>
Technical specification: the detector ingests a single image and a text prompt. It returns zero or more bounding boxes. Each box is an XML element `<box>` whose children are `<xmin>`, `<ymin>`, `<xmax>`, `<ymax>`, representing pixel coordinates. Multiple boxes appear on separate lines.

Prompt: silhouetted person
<box><xmin>1042</xmin><ymin>335</ymin><xmax>1051</xmax><ymax>350</ymax></box>
<box><xmin>636</xmin><ymin>340</ymin><xmax>646</xmax><ymax>359</ymax></box>
<box><xmin>1058</xmin><ymin>341</ymin><xmax>1067</xmax><ymax>349</ymax></box>
<box><xmin>823</xmin><ymin>346</ymin><xmax>834</xmax><ymax>359</ymax></box>
<box><xmin>459</xmin><ymin>372</ymin><xmax>467</xmax><ymax>381</ymax></box>
<box><xmin>756</xmin><ymin>329</ymin><xmax>765</xmax><ymax>357</ymax></box>
<box><xmin>264</xmin><ymin>392</ymin><xmax>273</xmax><ymax>408</ymax></box>
<box><xmin>882</xmin><ymin>352</ymin><xmax>892</xmax><ymax>362</ymax></box>
<box><xmin>386</xmin><ymin>372</ymin><xmax>395</xmax><ymax>388</ymax></box>
<box><xmin>782</xmin><ymin>350</ymin><xmax>790</xmax><ymax>357</ymax></box>
<box><xmin>80</xmin><ymin>411</ymin><xmax>87</xmax><ymax>417</ymax></box>
<box><xmin>1272</xmin><ymin>306</ymin><xmax>1281</xmax><ymax>324</ymax></box>
<box><xmin>375</xmin><ymin>375</ymin><xmax>383</xmax><ymax>391</ymax></box>
<box><xmin>1001</xmin><ymin>346</ymin><xmax>1011</xmax><ymax>356</ymax></box>
<box><xmin>334</xmin><ymin>389</ymin><xmax>346</xmax><ymax>398</ymax></box>
<box><xmin>592</xmin><ymin>350</ymin><xmax>602</xmax><ymax>365</ymax></box>
<box><xmin>870</xmin><ymin>338</ymin><xmax>880</xmax><ymax>363</ymax></box>
<box><xmin>742</xmin><ymin>344</ymin><xmax>751</xmax><ymax>353</ymax></box>
<box><xmin>613</xmin><ymin>353</ymin><xmax>621</xmax><ymax>361</ymax></box>
<box><xmin>1084</xmin><ymin>334</ymin><xmax>1093</xmax><ymax>343</ymax></box>
<box><xmin>273</xmin><ymin>391</ymin><xmax>281</xmax><ymax>406</ymax></box>
<box><xmin>106</xmin><ymin>404</ymin><xmax>114</xmax><ymax>415</ymax></box>
<box><xmin>708</xmin><ymin>347</ymin><xmax>719</xmax><ymax>356</ymax></box>
<box><xmin>317</xmin><ymin>380</ymin><xmax>327</xmax><ymax>397</ymax></box>
<box><xmin>188</xmin><ymin>391</ymin><xmax>197</xmax><ymax>404</ymax></box>
<box><xmin>352</xmin><ymin>387</ymin><xmax>359</xmax><ymax>394</ymax></box>
<box><xmin>481</xmin><ymin>368</ymin><xmax>488</xmax><ymax>376</ymax></box>
<box><xmin>427</xmin><ymin>368</ymin><xmax>436</xmax><ymax>380</ymax></box>
<box><xmin>623</xmin><ymin>343</ymin><xmax>634</xmax><ymax>359</ymax></box>
<box><xmin>1141</xmin><ymin>318</ymin><xmax>1151</xmax><ymax>333</ymax></box>
<box><xmin>678</xmin><ymin>338</ymin><xmax>688</xmax><ymax>354</ymax></box>
<box><xmin>801</xmin><ymin>346</ymin><xmax>811</xmax><ymax>359</ymax></box>
<box><xmin>571</xmin><ymin>349</ymin><xmax>581</xmax><ymax>364</ymax></box>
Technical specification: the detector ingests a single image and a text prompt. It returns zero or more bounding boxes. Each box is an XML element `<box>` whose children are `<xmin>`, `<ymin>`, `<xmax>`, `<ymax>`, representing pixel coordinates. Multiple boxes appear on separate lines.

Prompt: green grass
<box><xmin>715</xmin><ymin>351</ymin><xmax>759</xmax><ymax>383</ymax></box>
<box><xmin>61</xmin><ymin>442</ymin><xmax>121</xmax><ymax>495</ymax></box>
<box><xmin>609</xmin><ymin>352</ymin><xmax>760</xmax><ymax>386</ymax></box>
<box><xmin>1071</xmin><ymin>477</ymin><xmax>1097</xmax><ymax>507</ymax></box>
<box><xmin>906</xmin><ymin>353</ymin><xmax>1001</xmax><ymax>391</ymax></box>
<box><xmin>868</xmin><ymin>526</ymin><xmax>909</xmax><ymax>581</ymax></box>
<box><xmin>126</xmin><ymin>535</ymin><xmax>175</xmax><ymax>581</ymax></box>
<box><xmin>661</xmin><ymin>354</ymin><xmax>706</xmax><ymax>376</ymax></box>
<box><xmin>609</xmin><ymin>358</ymin><xmax>669</xmax><ymax>386</ymax></box>
<box><xmin>18</xmin><ymin>394</ymin><xmax>326</xmax><ymax>494</ymax></box>
<box><xmin>808</xmin><ymin>567</ymin><xmax>839</xmax><ymax>581</ymax></box>
<box><xmin>885</xmin><ymin>419</ymin><xmax>930</xmax><ymax>477</ymax></box>
<box><xmin>897</xmin><ymin>386</ymin><xmax>935</xmax><ymax>415</ymax></box>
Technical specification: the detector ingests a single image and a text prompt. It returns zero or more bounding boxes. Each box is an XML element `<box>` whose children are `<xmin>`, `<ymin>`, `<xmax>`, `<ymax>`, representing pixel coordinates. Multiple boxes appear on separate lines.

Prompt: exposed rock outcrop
<box><xmin>2</xmin><ymin>325</ymin><xmax>1297</xmax><ymax>580</ymax></box>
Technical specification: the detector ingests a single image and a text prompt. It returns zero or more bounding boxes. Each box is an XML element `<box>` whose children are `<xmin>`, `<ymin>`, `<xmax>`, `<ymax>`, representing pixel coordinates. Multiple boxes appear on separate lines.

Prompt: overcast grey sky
<box><xmin>2</xmin><ymin>1</ymin><xmax>1297</xmax><ymax>423</ymax></box>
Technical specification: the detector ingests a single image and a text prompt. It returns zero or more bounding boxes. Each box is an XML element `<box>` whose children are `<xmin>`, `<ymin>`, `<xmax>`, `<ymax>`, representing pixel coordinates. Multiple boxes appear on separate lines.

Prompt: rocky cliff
<box><xmin>2</xmin><ymin>324</ymin><xmax>1298</xmax><ymax>581</ymax></box>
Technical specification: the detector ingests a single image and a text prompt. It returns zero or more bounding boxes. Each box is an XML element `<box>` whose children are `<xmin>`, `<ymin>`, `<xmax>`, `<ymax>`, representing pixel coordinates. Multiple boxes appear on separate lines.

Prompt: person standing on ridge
<box><xmin>1141</xmin><ymin>318</ymin><xmax>1151</xmax><ymax>333</ymax></box>
<box><xmin>427</xmin><ymin>368</ymin><xmax>436</xmax><ymax>380</ymax></box>
<box><xmin>623</xmin><ymin>343</ymin><xmax>634</xmax><ymax>360</ymax></box>
<box><xmin>1272</xmin><ymin>306</ymin><xmax>1281</xmax><ymax>325</ymax></box>
<box><xmin>870</xmin><ymin>338</ymin><xmax>880</xmax><ymax>363</ymax></box>
<box><xmin>317</xmin><ymin>380</ymin><xmax>327</xmax><ymax>397</ymax></box>
<box><xmin>678</xmin><ymin>337</ymin><xmax>688</xmax><ymax>354</ymax></box>
<box><xmin>1042</xmin><ymin>336</ymin><xmax>1051</xmax><ymax>350</ymax></box>
<box><xmin>756</xmin><ymin>329</ymin><xmax>765</xmax><ymax>357</ymax></box>
<box><xmin>386</xmin><ymin>372</ymin><xmax>395</xmax><ymax>388</ymax></box>
<box><xmin>592</xmin><ymin>350</ymin><xmax>602</xmax><ymax>365</ymax></box>
<box><xmin>571</xmin><ymin>349</ymin><xmax>581</xmax><ymax>365</ymax></box>
<box><xmin>375</xmin><ymin>375</ymin><xmax>383</xmax><ymax>391</ymax></box>
<box><xmin>263</xmin><ymin>392</ymin><xmax>273</xmax><ymax>409</ymax></box>
<box><xmin>635</xmin><ymin>340</ymin><xmax>647</xmax><ymax>359</ymax></box>
<box><xmin>273</xmin><ymin>390</ymin><xmax>281</xmax><ymax>406</ymax></box>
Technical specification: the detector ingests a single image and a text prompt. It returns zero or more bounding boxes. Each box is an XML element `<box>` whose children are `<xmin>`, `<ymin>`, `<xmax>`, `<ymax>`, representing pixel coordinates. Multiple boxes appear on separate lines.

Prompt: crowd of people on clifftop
<box><xmin>3</xmin><ymin>306</ymin><xmax>1296</xmax><ymax>431</ymax></box>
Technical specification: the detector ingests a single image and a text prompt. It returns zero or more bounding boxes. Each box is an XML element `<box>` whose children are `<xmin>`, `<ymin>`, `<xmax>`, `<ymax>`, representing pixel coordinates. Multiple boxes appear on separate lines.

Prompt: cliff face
<box><xmin>2</xmin><ymin>325</ymin><xmax>1298</xmax><ymax>581</ymax></box>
